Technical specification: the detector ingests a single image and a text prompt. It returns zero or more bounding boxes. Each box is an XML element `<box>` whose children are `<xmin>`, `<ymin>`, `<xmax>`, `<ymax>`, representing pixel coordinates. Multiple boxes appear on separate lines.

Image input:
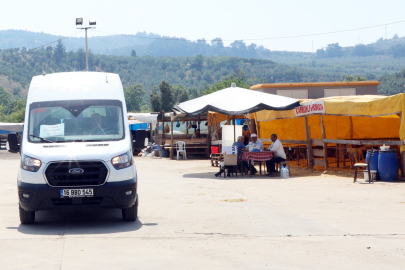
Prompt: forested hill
<box><xmin>377</xmin><ymin>67</ymin><xmax>405</xmax><ymax>95</ymax></box>
<box><xmin>2</xmin><ymin>30</ymin><xmax>405</xmax><ymax>79</ymax></box>
<box><xmin>0</xmin><ymin>30</ymin><xmax>271</xmax><ymax>59</ymax></box>
<box><xmin>0</xmin><ymin>44</ymin><xmax>340</xmax><ymax>98</ymax></box>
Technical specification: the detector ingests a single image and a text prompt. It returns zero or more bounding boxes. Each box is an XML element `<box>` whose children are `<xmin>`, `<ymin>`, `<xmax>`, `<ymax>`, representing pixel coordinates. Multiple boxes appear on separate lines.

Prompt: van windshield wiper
<box><xmin>29</xmin><ymin>134</ymin><xmax>55</xmax><ymax>143</ymax></box>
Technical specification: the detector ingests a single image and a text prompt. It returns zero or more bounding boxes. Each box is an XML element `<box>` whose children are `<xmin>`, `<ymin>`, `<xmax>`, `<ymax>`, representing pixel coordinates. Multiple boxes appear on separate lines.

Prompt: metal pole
<box><xmin>85</xmin><ymin>28</ymin><xmax>89</xmax><ymax>71</ymax></box>
<box><xmin>233</xmin><ymin>115</ymin><xmax>236</xmax><ymax>142</ymax></box>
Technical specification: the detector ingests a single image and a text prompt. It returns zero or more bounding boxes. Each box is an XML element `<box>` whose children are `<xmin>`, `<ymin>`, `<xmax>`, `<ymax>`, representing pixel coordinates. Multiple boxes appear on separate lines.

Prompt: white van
<box><xmin>17</xmin><ymin>72</ymin><xmax>138</xmax><ymax>224</ymax></box>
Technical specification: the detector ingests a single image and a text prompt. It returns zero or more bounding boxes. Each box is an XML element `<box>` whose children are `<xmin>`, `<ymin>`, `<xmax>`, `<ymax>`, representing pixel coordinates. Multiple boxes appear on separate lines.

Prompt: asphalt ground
<box><xmin>1</xmin><ymin>151</ymin><xmax>405</xmax><ymax>269</ymax></box>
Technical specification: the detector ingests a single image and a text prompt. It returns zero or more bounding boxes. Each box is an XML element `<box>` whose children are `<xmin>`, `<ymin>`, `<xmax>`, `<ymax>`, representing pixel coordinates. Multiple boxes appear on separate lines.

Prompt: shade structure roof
<box><xmin>0</xmin><ymin>122</ymin><xmax>24</xmax><ymax>132</ymax></box>
<box><xmin>127</xmin><ymin>113</ymin><xmax>158</xmax><ymax>123</ymax></box>
<box><xmin>173</xmin><ymin>86</ymin><xmax>301</xmax><ymax>116</ymax></box>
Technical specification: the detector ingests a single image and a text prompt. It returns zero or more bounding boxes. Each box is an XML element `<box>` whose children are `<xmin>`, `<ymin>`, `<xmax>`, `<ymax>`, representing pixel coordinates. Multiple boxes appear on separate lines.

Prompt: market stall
<box><xmin>254</xmin><ymin>94</ymin><xmax>405</xmax><ymax>174</ymax></box>
<box><xmin>172</xmin><ymin>83</ymin><xmax>300</xmax><ymax>161</ymax></box>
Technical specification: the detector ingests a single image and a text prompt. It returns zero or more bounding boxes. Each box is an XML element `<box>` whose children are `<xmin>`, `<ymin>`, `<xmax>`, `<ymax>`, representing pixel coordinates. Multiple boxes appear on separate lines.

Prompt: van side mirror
<box><xmin>7</xmin><ymin>133</ymin><xmax>20</xmax><ymax>153</ymax></box>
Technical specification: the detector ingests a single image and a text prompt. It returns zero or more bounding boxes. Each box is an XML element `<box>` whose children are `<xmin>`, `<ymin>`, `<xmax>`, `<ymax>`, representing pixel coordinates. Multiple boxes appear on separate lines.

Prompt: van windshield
<box><xmin>28</xmin><ymin>100</ymin><xmax>125</xmax><ymax>143</ymax></box>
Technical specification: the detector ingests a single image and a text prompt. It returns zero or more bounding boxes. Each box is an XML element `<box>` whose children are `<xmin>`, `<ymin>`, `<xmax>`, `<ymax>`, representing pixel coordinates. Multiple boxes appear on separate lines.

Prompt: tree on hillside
<box><xmin>54</xmin><ymin>40</ymin><xmax>66</xmax><ymax>64</ymax></box>
<box><xmin>172</xmin><ymin>84</ymin><xmax>189</xmax><ymax>103</ymax></box>
<box><xmin>159</xmin><ymin>81</ymin><xmax>174</xmax><ymax>111</ymax></box>
<box><xmin>45</xmin><ymin>46</ymin><xmax>53</xmax><ymax>59</ymax></box>
<box><xmin>131</xmin><ymin>50</ymin><xmax>137</xmax><ymax>57</ymax></box>
<box><xmin>353</xmin><ymin>44</ymin><xmax>373</xmax><ymax>57</ymax></box>
<box><xmin>150</xmin><ymin>87</ymin><xmax>160</xmax><ymax>112</ymax></box>
<box><xmin>201</xmin><ymin>77</ymin><xmax>252</xmax><ymax>96</ymax></box>
<box><xmin>325</xmin><ymin>43</ymin><xmax>343</xmax><ymax>58</ymax></box>
<box><xmin>187</xmin><ymin>87</ymin><xmax>200</xmax><ymax>100</ymax></box>
<box><xmin>211</xmin><ymin>38</ymin><xmax>226</xmax><ymax>55</ymax></box>
<box><xmin>316</xmin><ymin>48</ymin><xmax>325</xmax><ymax>58</ymax></box>
<box><xmin>230</xmin><ymin>40</ymin><xmax>247</xmax><ymax>57</ymax></box>
<box><xmin>344</xmin><ymin>74</ymin><xmax>367</xmax><ymax>81</ymax></box>
<box><xmin>247</xmin><ymin>43</ymin><xmax>258</xmax><ymax>58</ymax></box>
<box><xmin>192</xmin><ymin>54</ymin><xmax>204</xmax><ymax>70</ymax></box>
<box><xmin>124</xmin><ymin>84</ymin><xmax>146</xmax><ymax>112</ymax></box>
<box><xmin>390</xmin><ymin>44</ymin><xmax>405</xmax><ymax>58</ymax></box>
<box><xmin>0</xmin><ymin>86</ymin><xmax>11</xmax><ymax>109</ymax></box>
<box><xmin>177</xmin><ymin>89</ymin><xmax>189</xmax><ymax>103</ymax></box>
<box><xmin>77</xmin><ymin>48</ymin><xmax>86</xmax><ymax>70</ymax></box>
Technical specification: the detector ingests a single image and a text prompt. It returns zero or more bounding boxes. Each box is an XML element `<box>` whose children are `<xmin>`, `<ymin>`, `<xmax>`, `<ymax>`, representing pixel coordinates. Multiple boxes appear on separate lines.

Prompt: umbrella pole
<box><xmin>233</xmin><ymin>115</ymin><xmax>236</xmax><ymax>142</ymax></box>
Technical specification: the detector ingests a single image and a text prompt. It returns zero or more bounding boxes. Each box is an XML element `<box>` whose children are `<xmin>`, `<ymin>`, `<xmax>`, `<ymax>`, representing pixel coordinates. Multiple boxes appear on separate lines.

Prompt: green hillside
<box><xmin>1</xmin><ymin>30</ymin><xmax>405</xmax><ymax>80</ymax></box>
<box><xmin>0</xmin><ymin>42</ymin><xmax>341</xmax><ymax>98</ymax></box>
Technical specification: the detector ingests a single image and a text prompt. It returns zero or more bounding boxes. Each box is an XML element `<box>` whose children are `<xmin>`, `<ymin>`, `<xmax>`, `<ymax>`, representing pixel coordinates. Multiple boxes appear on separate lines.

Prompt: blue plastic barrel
<box><xmin>366</xmin><ymin>150</ymin><xmax>379</xmax><ymax>179</ymax></box>
<box><xmin>378</xmin><ymin>150</ymin><xmax>398</xmax><ymax>182</ymax></box>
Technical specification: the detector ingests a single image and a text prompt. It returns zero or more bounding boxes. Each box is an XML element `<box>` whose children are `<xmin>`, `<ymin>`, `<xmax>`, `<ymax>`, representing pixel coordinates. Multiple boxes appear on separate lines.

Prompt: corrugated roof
<box><xmin>250</xmin><ymin>81</ymin><xmax>380</xmax><ymax>90</ymax></box>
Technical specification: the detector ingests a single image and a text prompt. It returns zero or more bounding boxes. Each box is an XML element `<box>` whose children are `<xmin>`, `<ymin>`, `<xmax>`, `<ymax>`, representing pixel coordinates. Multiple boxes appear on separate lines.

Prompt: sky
<box><xmin>2</xmin><ymin>0</ymin><xmax>405</xmax><ymax>52</ymax></box>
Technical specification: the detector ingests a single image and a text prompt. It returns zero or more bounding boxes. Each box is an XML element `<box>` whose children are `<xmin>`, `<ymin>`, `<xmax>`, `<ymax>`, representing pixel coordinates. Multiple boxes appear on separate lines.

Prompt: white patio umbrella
<box><xmin>172</xmin><ymin>83</ymin><xmax>301</xmax><ymax>142</ymax></box>
<box><xmin>173</xmin><ymin>83</ymin><xmax>300</xmax><ymax>116</ymax></box>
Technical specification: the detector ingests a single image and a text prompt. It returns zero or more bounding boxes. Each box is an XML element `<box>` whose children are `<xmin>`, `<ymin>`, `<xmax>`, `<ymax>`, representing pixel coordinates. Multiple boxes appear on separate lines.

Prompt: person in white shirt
<box><xmin>249</xmin><ymin>133</ymin><xmax>263</xmax><ymax>151</ymax></box>
<box><xmin>266</xmin><ymin>134</ymin><xmax>286</xmax><ymax>176</ymax></box>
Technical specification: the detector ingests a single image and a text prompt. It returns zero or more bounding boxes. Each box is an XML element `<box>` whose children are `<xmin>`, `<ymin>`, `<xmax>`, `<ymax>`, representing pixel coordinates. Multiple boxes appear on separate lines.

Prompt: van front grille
<box><xmin>45</xmin><ymin>161</ymin><xmax>108</xmax><ymax>187</ymax></box>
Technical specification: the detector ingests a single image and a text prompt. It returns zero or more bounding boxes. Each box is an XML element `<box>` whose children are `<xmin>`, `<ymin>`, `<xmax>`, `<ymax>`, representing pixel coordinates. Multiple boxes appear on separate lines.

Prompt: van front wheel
<box><xmin>19</xmin><ymin>204</ymin><xmax>35</xmax><ymax>224</ymax></box>
<box><xmin>122</xmin><ymin>200</ymin><xmax>138</xmax><ymax>221</ymax></box>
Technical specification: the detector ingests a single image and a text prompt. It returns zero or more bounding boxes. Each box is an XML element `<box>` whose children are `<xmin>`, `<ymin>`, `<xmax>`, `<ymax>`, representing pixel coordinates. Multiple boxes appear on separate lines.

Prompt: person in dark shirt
<box><xmin>232</xmin><ymin>136</ymin><xmax>256</xmax><ymax>175</ymax></box>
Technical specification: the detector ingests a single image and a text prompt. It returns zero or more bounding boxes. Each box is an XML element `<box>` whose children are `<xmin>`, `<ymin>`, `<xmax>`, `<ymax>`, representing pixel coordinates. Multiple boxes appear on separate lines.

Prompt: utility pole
<box><xmin>76</xmin><ymin>18</ymin><xmax>96</xmax><ymax>71</ymax></box>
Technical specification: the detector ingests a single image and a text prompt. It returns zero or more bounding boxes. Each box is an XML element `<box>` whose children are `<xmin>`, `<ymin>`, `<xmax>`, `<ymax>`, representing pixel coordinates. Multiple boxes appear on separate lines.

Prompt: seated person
<box><xmin>265</xmin><ymin>134</ymin><xmax>286</xmax><ymax>177</ymax></box>
<box><xmin>85</xmin><ymin>113</ymin><xmax>104</xmax><ymax>134</ymax></box>
<box><xmin>248</xmin><ymin>133</ymin><xmax>263</xmax><ymax>151</ymax></box>
<box><xmin>242</xmin><ymin>125</ymin><xmax>250</xmax><ymax>146</ymax></box>
<box><xmin>215</xmin><ymin>136</ymin><xmax>256</xmax><ymax>176</ymax></box>
<box><xmin>192</xmin><ymin>128</ymin><xmax>201</xmax><ymax>139</ymax></box>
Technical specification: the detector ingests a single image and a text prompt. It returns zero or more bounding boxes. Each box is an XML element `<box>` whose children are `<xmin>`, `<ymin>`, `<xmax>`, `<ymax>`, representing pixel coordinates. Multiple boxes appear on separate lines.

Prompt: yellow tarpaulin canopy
<box><xmin>255</xmin><ymin>94</ymin><xmax>405</xmax><ymax>151</ymax></box>
<box><xmin>207</xmin><ymin>112</ymin><xmax>253</xmax><ymax>127</ymax></box>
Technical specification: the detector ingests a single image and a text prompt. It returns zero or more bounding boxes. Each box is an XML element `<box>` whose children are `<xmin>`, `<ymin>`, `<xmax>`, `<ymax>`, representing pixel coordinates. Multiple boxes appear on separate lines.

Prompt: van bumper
<box><xmin>18</xmin><ymin>178</ymin><xmax>137</xmax><ymax>212</ymax></box>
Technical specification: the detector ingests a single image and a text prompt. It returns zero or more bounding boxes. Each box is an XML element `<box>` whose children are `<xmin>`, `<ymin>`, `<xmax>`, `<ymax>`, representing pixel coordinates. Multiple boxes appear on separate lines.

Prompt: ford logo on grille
<box><xmin>69</xmin><ymin>168</ymin><xmax>84</xmax><ymax>174</ymax></box>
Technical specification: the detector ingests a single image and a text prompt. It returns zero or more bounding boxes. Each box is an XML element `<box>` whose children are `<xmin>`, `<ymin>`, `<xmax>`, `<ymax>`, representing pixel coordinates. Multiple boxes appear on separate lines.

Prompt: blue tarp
<box><xmin>129</xmin><ymin>123</ymin><xmax>148</xmax><ymax>131</ymax></box>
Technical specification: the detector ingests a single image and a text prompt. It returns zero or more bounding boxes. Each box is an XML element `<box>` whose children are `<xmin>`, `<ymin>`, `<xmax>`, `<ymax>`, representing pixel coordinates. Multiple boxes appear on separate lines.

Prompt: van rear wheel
<box><xmin>19</xmin><ymin>204</ymin><xmax>35</xmax><ymax>224</ymax></box>
<box><xmin>122</xmin><ymin>199</ymin><xmax>138</xmax><ymax>221</ymax></box>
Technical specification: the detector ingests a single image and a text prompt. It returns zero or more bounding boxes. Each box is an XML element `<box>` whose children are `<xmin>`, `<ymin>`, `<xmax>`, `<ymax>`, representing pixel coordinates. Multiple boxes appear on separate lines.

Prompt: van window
<box><xmin>28</xmin><ymin>100</ymin><xmax>124</xmax><ymax>143</ymax></box>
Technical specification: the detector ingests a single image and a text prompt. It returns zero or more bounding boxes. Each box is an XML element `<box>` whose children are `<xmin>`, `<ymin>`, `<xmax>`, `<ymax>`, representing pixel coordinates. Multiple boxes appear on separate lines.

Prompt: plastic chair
<box><xmin>354</xmin><ymin>149</ymin><xmax>374</xmax><ymax>183</ymax></box>
<box><xmin>176</xmin><ymin>141</ymin><xmax>186</xmax><ymax>160</ymax></box>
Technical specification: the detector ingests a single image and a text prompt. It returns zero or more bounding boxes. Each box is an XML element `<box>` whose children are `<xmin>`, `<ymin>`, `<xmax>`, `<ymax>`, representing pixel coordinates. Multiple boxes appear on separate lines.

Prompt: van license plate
<box><xmin>60</xmin><ymin>189</ymin><xmax>93</xmax><ymax>198</ymax></box>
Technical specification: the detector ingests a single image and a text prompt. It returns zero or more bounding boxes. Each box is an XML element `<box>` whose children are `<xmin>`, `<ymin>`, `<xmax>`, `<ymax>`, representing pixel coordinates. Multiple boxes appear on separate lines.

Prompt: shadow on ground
<box><xmin>7</xmin><ymin>208</ymin><xmax>155</xmax><ymax>236</ymax></box>
<box><xmin>183</xmin><ymin>171</ymin><xmax>276</xmax><ymax>180</ymax></box>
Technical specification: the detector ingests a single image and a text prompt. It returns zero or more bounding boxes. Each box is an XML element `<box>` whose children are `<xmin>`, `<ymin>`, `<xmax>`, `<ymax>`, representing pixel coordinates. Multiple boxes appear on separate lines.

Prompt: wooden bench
<box><xmin>164</xmin><ymin>138</ymin><xmax>210</xmax><ymax>158</ymax></box>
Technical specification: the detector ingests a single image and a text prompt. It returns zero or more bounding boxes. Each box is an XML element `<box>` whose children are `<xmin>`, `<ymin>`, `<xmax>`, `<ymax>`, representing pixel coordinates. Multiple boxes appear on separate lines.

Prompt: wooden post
<box><xmin>320</xmin><ymin>115</ymin><xmax>328</xmax><ymax>170</ymax></box>
<box><xmin>304</xmin><ymin>116</ymin><xmax>312</xmax><ymax>169</ymax></box>
<box><xmin>170</xmin><ymin>118</ymin><xmax>174</xmax><ymax>159</ymax></box>
<box><xmin>308</xmin><ymin>126</ymin><xmax>312</xmax><ymax>169</ymax></box>
<box><xmin>336</xmin><ymin>144</ymin><xmax>340</xmax><ymax>167</ymax></box>
<box><xmin>207</xmin><ymin>114</ymin><xmax>212</xmax><ymax>158</ymax></box>
<box><xmin>349</xmin><ymin>116</ymin><xmax>353</xmax><ymax>139</ymax></box>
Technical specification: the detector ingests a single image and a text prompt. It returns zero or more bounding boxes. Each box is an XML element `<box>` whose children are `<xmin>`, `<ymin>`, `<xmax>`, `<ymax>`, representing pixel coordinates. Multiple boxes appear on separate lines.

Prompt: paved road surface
<box><xmin>1</xmin><ymin>154</ymin><xmax>405</xmax><ymax>269</ymax></box>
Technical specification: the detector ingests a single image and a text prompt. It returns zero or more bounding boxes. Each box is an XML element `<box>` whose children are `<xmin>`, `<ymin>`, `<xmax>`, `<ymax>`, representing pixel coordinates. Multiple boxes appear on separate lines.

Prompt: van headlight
<box><xmin>21</xmin><ymin>155</ymin><xmax>42</xmax><ymax>172</ymax></box>
<box><xmin>111</xmin><ymin>151</ymin><xmax>133</xmax><ymax>170</ymax></box>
